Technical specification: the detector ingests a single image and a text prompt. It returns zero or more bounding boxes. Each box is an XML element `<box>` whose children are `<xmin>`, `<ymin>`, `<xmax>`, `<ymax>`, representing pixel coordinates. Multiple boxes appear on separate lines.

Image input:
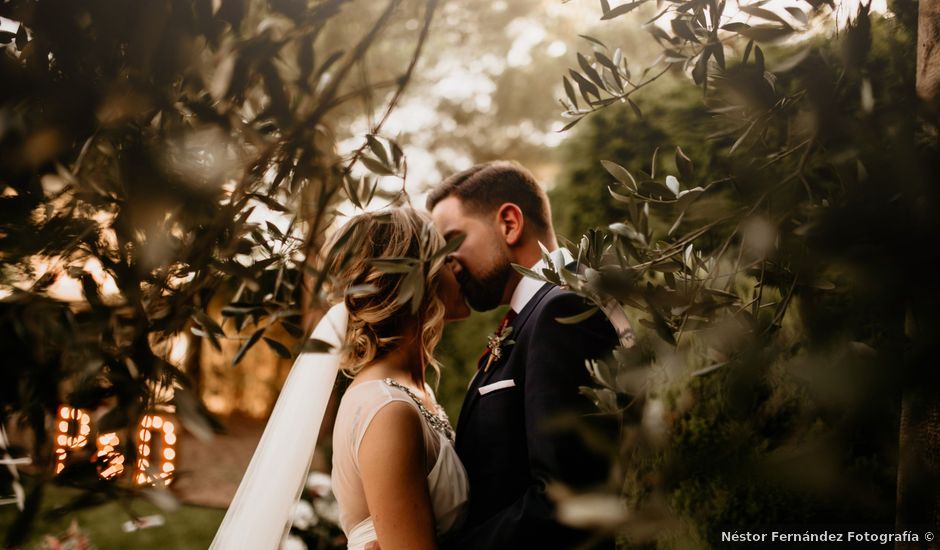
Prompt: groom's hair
<box><xmin>426</xmin><ymin>160</ymin><xmax>553</xmax><ymax>238</ymax></box>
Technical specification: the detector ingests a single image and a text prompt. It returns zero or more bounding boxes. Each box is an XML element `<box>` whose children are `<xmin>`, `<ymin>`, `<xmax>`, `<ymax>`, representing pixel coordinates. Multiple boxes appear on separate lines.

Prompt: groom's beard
<box><xmin>460</xmin><ymin>260</ymin><xmax>512</xmax><ymax>312</ymax></box>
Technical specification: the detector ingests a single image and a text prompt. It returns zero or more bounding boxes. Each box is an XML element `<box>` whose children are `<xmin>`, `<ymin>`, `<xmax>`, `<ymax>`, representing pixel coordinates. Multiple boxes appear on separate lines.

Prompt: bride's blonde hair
<box><xmin>322</xmin><ymin>207</ymin><xmax>447</xmax><ymax>379</ymax></box>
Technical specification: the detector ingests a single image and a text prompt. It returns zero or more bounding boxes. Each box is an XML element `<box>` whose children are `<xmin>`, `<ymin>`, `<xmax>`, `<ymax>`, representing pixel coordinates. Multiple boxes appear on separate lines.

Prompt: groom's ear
<box><xmin>496</xmin><ymin>203</ymin><xmax>525</xmax><ymax>246</ymax></box>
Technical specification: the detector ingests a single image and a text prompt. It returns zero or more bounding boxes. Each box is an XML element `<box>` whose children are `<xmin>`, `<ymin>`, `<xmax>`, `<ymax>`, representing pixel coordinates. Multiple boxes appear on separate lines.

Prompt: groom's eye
<box><xmin>443</xmin><ymin>230</ymin><xmax>466</xmax><ymax>247</ymax></box>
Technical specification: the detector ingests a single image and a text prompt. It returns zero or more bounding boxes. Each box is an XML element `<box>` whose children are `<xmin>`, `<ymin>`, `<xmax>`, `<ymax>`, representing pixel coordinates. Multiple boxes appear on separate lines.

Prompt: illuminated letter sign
<box><xmin>53</xmin><ymin>406</ymin><xmax>176</xmax><ymax>485</ymax></box>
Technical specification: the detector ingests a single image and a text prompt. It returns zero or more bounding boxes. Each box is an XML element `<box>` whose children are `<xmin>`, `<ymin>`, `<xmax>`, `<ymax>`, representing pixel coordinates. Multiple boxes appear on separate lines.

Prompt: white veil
<box><xmin>210</xmin><ymin>303</ymin><xmax>348</xmax><ymax>550</ymax></box>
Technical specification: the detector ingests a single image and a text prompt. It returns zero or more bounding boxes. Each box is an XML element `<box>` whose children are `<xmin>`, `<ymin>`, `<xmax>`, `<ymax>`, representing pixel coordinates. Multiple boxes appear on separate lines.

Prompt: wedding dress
<box><xmin>331</xmin><ymin>379</ymin><xmax>468</xmax><ymax>549</ymax></box>
<box><xmin>210</xmin><ymin>304</ymin><xmax>347</xmax><ymax>550</ymax></box>
<box><xmin>210</xmin><ymin>303</ymin><xmax>468</xmax><ymax>550</ymax></box>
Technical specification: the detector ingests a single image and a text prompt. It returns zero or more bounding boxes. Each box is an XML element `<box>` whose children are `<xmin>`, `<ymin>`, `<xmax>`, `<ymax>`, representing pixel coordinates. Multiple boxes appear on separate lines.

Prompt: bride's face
<box><xmin>438</xmin><ymin>257</ymin><xmax>471</xmax><ymax>321</ymax></box>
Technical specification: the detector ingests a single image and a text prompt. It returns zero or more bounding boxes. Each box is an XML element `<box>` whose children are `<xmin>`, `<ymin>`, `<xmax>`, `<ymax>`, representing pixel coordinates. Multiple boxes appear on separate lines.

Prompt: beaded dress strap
<box><xmin>382</xmin><ymin>378</ymin><xmax>455</xmax><ymax>443</ymax></box>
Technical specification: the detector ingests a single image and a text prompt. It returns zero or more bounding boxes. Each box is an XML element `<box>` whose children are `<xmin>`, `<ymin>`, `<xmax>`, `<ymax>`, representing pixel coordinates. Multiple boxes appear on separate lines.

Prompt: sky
<box><xmin>334</xmin><ymin>0</ymin><xmax>887</xmax><ymax>212</ymax></box>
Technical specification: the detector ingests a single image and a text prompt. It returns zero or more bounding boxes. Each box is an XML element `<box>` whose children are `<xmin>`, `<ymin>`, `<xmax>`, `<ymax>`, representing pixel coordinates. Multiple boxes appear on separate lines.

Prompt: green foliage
<box><xmin>550</xmin><ymin>2</ymin><xmax>937</xmax><ymax>546</ymax></box>
<box><xmin>551</xmin><ymin>74</ymin><xmax>726</xmax><ymax>240</ymax></box>
<box><xmin>0</xmin><ymin>0</ymin><xmax>436</xmax><ymax>543</ymax></box>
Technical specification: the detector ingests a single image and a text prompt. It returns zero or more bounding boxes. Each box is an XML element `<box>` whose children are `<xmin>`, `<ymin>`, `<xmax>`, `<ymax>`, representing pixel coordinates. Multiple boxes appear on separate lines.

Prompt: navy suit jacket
<box><xmin>441</xmin><ymin>281</ymin><xmax>619</xmax><ymax>550</ymax></box>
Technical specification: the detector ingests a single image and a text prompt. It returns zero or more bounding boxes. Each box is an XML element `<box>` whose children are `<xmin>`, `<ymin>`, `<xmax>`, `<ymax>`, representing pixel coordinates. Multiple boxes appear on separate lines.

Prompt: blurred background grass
<box><xmin>0</xmin><ymin>485</ymin><xmax>223</xmax><ymax>549</ymax></box>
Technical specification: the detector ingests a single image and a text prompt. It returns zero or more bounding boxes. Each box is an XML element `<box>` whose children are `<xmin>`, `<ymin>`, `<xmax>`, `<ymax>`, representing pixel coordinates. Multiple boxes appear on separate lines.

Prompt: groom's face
<box><xmin>430</xmin><ymin>196</ymin><xmax>512</xmax><ymax>312</ymax></box>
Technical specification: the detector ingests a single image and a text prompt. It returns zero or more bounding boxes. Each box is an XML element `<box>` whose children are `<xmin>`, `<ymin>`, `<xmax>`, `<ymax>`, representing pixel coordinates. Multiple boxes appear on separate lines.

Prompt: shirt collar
<box><xmin>509</xmin><ymin>247</ymin><xmax>574</xmax><ymax>314</ymax></box>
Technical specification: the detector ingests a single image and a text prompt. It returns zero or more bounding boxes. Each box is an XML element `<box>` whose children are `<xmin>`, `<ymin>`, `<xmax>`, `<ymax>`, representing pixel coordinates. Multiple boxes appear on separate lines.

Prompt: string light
<box><xmin>53</xmin><ymin>406</ymin><xmax>90</xmax><ymax>474</ymax></box>
<box><xmin>95</xmin><ymin>432</ymin><xmax>125</xmax><ymax>479</ymax></box>
<box><xmin>135</xmin><ymin>414</ymin><xmax>177</xmax><ymax>486</ymax></box>
<box><xmin>53</xmin><ymin>407</ymin><xmax>177</xmax><ymax>484</ymax></box>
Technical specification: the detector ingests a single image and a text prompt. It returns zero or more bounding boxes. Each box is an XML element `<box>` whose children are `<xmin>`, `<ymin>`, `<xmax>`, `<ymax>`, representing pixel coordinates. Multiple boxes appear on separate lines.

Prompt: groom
<box><xmin>428</xmin><ymin>161</ymin><xmax>620</xmax><ymax>550</ymax></box>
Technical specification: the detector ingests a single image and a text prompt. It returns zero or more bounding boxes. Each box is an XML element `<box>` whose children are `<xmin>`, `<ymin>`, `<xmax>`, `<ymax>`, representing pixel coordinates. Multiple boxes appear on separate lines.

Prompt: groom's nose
<box><xmin>448</xmin><ymin>256</ymin><xmax>468</xmax><ymax>282</ymax></box>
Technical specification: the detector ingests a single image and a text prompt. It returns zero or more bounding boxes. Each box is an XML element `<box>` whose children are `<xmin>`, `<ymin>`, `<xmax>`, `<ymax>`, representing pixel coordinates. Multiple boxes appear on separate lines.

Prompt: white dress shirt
<box><xmin>509</xmin><ymin>247</ymin><xmax>574</xmax><ymax>314</ymax></box>
<box><xmin>509</xmin><ymin>247</ymin><xmax>634</xmax><ymax>346</ymax></box>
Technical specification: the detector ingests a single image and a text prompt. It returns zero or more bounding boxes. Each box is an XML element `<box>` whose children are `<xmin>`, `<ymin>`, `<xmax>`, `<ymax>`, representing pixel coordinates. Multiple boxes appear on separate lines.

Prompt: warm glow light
<box><xmin>54</xmin><ymin>409</ymin><xmax>178</xmax><ymax>484</ymax></box>
<box><xmin>166</xmin><ymin>332</ymin><xmax>189</xmax><ymax>367</ymax></box>
<box><xmin>55</xmin><ymin>406</ymin><xmax>93</xmax><ymax>476</ymax></box>
<box><xmin>133</xmin><ymin>414</ymin><xmax>176</xmax><ymax>486</ymax></box>
<box><xmin>96</xmin><ymin>431</ymin><xmax>126</xmax><ymax>480</ymax></box>
<box><xmin>54</xmin><ymin>408</ymin><xmax>184</xmax><ymax>483</ymax></box>
<box><xmin>547</xmin><ymin>39</ymin><xmax>567</xmax><ymax>58</ymax></box>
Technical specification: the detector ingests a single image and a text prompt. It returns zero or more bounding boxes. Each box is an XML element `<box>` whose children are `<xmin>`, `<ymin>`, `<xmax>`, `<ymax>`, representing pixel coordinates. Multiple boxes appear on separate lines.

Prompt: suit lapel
<box><xmin>505</xmin><ymin>281</ymin><xmax>554</xmax><ymax>343</ymax></box>
<box><xmin>456</xmin><ymin>282</ymin><xmax>556</xmax><ymax>435</ymax></box>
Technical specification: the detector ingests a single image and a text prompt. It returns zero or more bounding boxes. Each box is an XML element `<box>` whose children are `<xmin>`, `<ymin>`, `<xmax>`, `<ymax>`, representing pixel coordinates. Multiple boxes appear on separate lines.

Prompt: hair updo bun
<box><xmin>321</xmin><ymin>207</ymin><xmax>447</xmax><ymax>378</ymax></box>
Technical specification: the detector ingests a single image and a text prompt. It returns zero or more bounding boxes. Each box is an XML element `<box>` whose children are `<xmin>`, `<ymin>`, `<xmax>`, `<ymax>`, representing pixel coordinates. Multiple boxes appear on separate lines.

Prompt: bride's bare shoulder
<box><xmin>337</xmin><ymin>378</ymin><xmax>416</xmax><ymax>423</ymax></box>
<box><xmin>358</xmin><ymin>399</ymin><xmax>424</xmax><ymax>460</ymax></box>
<box><xmin>336</xmin><ymin>379</ymin><xmax>394</xmax><ymax>416</ymax></box>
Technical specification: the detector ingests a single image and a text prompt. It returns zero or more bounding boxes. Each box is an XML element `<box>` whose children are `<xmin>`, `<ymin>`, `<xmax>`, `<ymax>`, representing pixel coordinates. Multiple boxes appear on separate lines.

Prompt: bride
<box><xmin>326</xmin><ymin>207</ymin><xmax>470</xmax><ymax>549</ymax></box>
<box><xmin>210</xmin><ymin>206</ymin><xmax>470</xmax><ymax>550</ymax></box>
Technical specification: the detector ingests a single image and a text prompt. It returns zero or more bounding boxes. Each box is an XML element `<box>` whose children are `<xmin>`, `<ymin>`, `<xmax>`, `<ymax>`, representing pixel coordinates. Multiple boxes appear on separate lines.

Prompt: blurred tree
<box><xmin>0</xmin><ymin>0</ymin><xmax>436</xmax><ymax>545</ymax></box>
<box><xmin>896</xmin><ymin>0</ymin><xmax>940</xmax><ymax>532</ymax></box>
<box><xmin>323</xmin><ymin>0</ymin><xmax>664</xmax><ymax>190</ymax></box>
<box><xmin>918</xmin><ymin>0</ymin><xmax>940</xmax><ymax>110</ymax></box>
<box><xmin>550</xmin><ymin>74</ymin><xmax>727</xmax><ymax>241</ymax></box>
<box><xmin>538</xmin><ymin>0</ymin><xmax>939</xmax><ymax>546</ymax></box>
